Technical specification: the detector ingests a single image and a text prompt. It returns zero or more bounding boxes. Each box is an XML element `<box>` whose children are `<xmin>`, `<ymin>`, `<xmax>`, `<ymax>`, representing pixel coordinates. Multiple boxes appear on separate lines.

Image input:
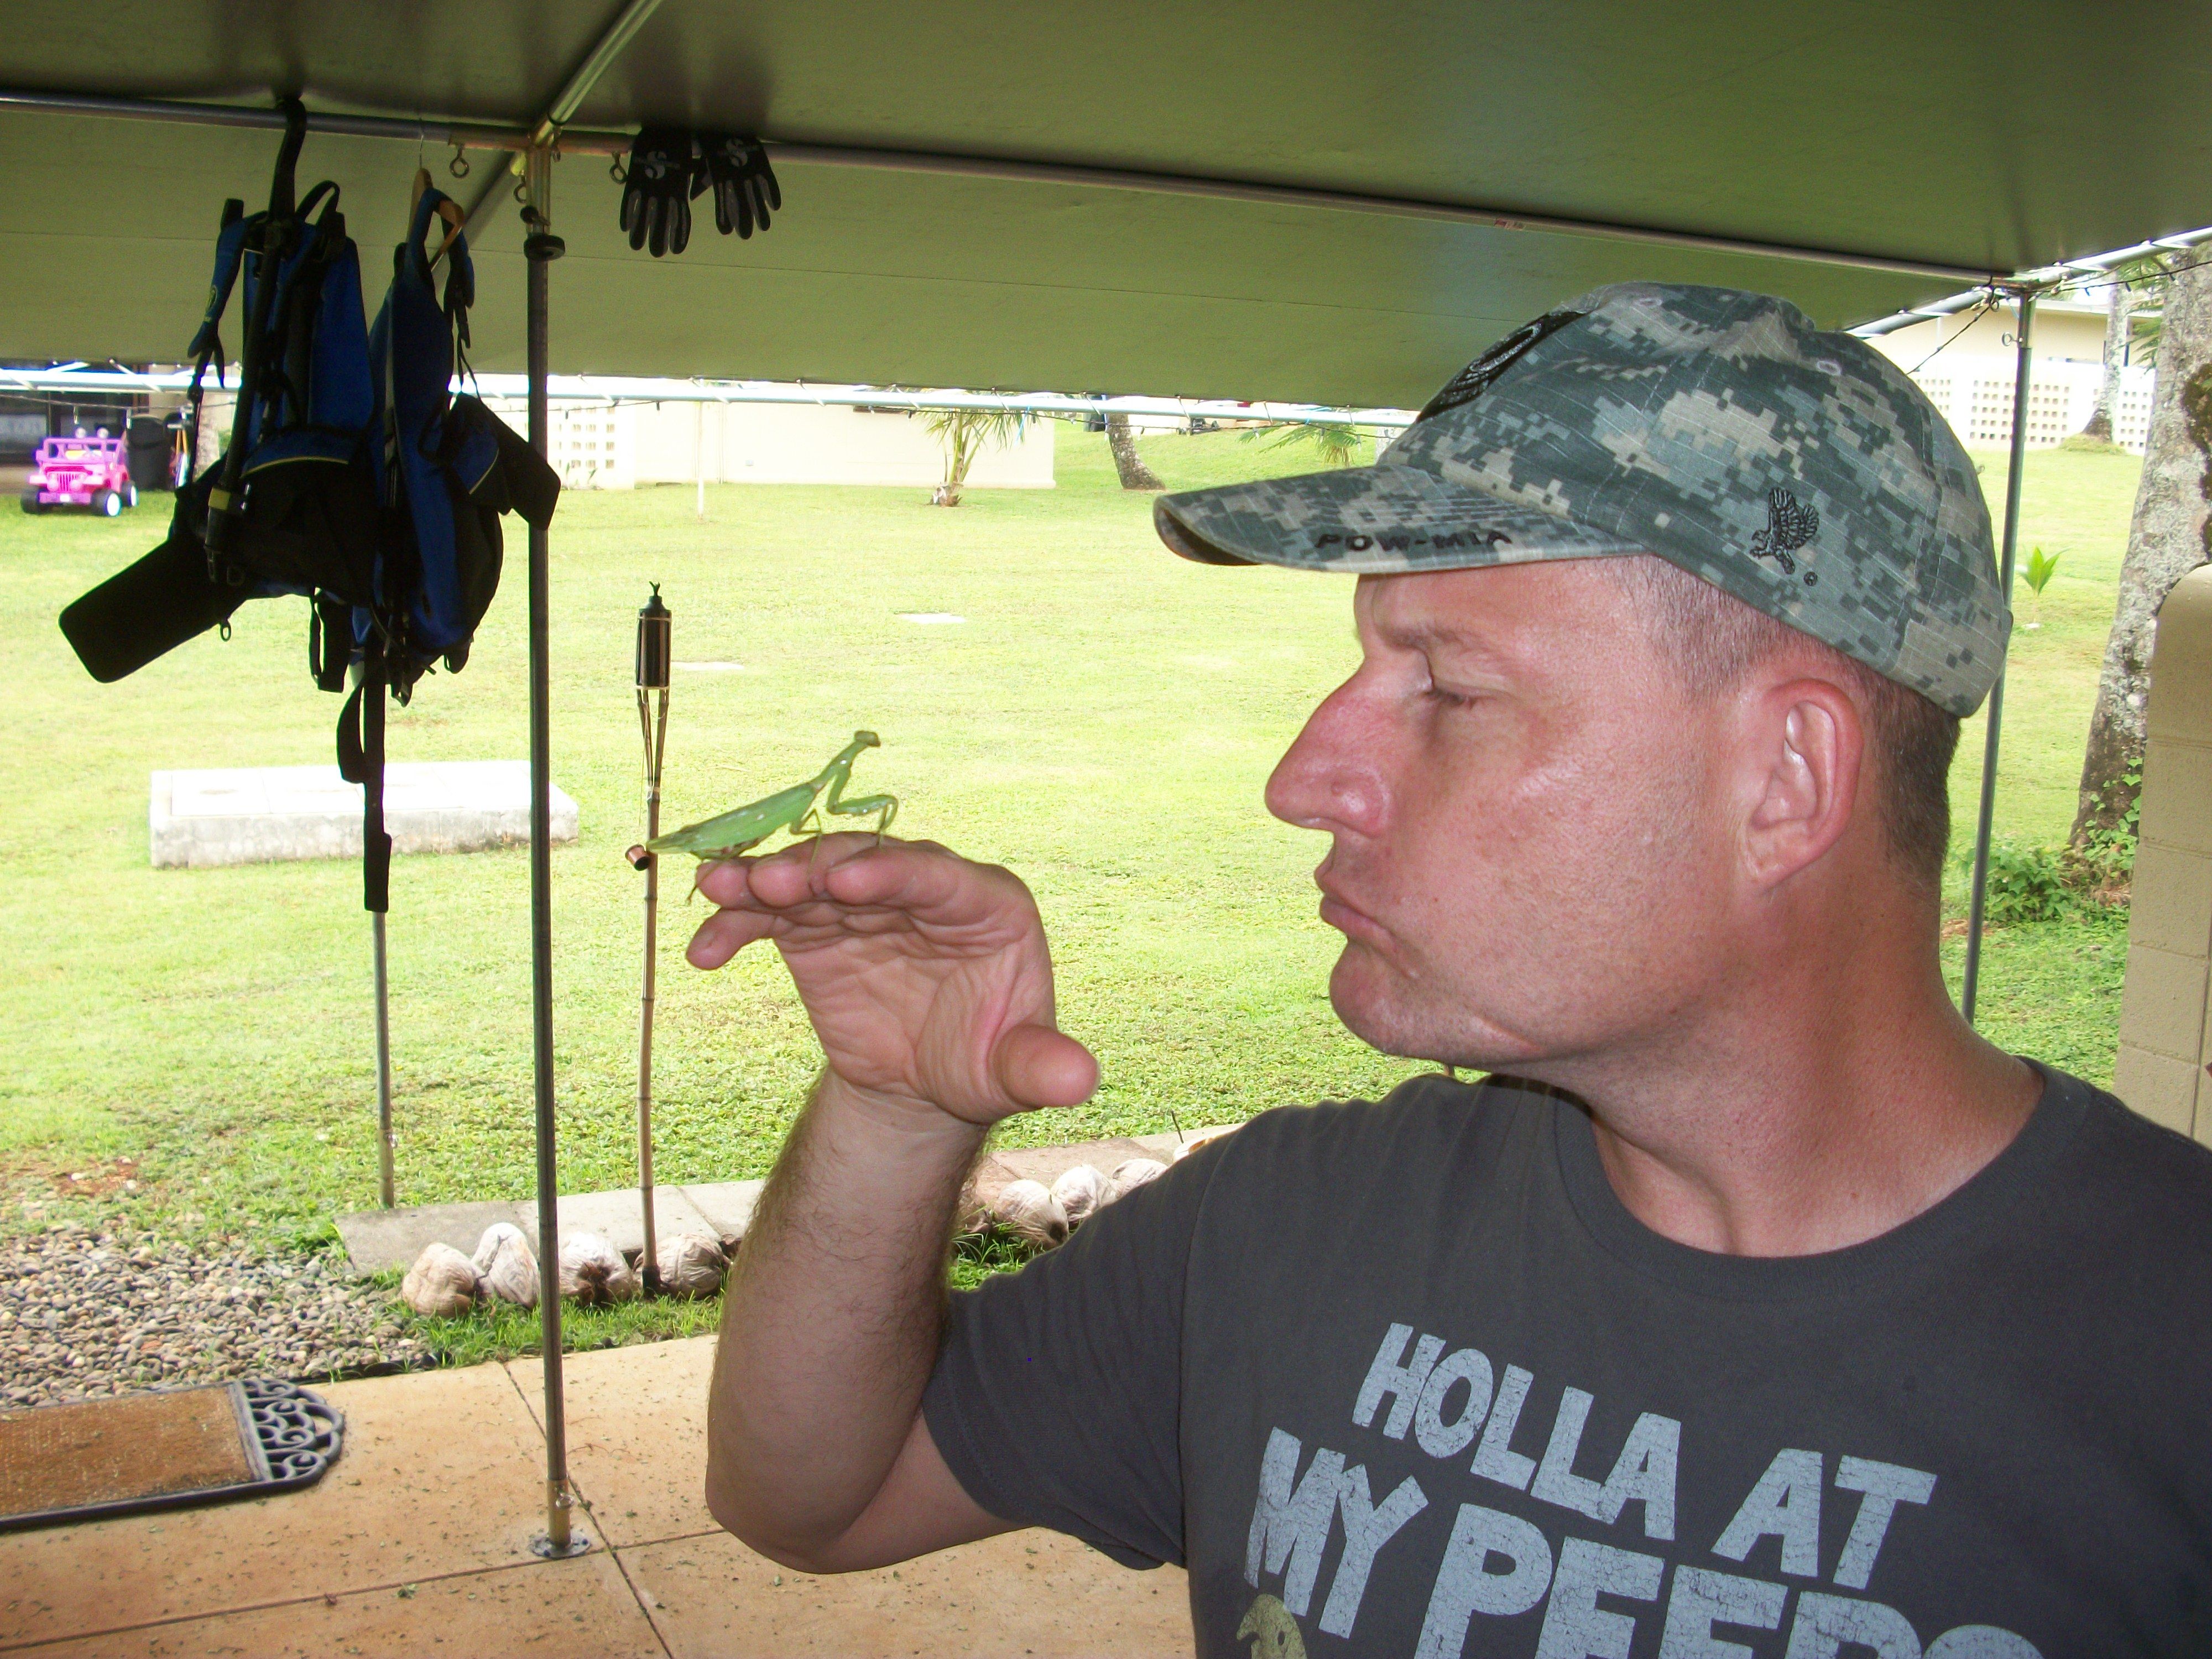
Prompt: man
<box><xmin>695</xmin><ymin>285</ymin><xmax>2212</xmax><ymax>1656</ymax></box>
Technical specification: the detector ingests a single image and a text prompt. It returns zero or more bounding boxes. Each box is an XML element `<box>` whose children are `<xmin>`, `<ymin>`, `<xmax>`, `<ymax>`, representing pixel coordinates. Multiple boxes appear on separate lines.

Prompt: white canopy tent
<box><xmin>7</xmin><ymin>0</ymin><xmax>2210</xmax><ymax>1552</ymax></box>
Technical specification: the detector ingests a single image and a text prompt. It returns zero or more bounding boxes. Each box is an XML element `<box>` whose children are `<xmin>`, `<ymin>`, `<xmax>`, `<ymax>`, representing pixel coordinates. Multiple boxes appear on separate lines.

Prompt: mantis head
<box><xmin>852</xmin><ymin>730</ymin><xmax>881</xmax><ymax>748</ymax></box>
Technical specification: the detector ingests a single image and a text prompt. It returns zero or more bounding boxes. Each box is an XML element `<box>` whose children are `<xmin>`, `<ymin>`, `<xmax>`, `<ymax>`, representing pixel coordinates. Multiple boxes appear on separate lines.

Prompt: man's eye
<box><xmin>1422</xmin><ymin>685</ymin><xmax>1478</xmax><ymax>710</ymax></box>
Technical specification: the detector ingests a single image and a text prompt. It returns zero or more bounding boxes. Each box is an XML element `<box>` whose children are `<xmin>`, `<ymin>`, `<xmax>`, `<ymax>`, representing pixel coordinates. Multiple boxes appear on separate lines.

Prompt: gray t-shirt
<box><xmin>924</xmin><ymin>1066</ymin><xmax>2212</xmax><ymax>1657</ymax></box>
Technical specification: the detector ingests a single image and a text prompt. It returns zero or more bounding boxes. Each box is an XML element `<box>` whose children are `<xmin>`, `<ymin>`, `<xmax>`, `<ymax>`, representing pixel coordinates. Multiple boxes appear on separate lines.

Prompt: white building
<box><xmin>1865</xmin><ymin>294</ymin><xmax>2159</xmax><ymax>452</ymax></box>
<box><xmin>484</xmin><ymin>397</ymin><xmax>1056</xmax><ymax>492</ymax></box>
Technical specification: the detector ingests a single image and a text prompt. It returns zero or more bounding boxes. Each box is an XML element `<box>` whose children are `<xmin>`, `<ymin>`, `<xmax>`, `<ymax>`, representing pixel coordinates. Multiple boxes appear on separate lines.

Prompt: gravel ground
<box><xmin>0</xmin><ymin>1224</ymin><xmax>421</xmax><ymax>1408</ymax></box>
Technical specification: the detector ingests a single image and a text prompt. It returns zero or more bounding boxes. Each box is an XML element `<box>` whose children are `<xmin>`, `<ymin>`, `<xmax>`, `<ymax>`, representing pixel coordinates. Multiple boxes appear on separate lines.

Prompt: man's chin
<box><xmin>1326</xmin><ymin>952</ymin><xmax>1437</xmax><ymax>1061</ymax></box>
<box><xmin>1327</xmin><ymin>950</ymin><xmax>1543</xmax><ymax>1071</ymax></box>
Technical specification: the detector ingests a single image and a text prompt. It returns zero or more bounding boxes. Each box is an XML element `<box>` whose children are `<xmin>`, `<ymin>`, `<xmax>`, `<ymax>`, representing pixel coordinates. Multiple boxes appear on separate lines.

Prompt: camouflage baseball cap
<box><xmin>1154</xmin><ymin>283</ymin><xmax>2007</xmax><ymax>717</ymax></box>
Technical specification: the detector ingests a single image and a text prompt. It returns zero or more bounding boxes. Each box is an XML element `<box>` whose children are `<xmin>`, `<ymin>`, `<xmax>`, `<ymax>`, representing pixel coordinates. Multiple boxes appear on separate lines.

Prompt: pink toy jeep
<box><xmin>23</xmin><ymin>428</ymin><xmax>138</xmax><ymax>517</ymax></box>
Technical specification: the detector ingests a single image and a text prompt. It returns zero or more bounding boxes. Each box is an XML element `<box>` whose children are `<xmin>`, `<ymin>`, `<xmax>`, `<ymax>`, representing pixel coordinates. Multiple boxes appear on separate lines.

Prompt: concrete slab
<box><xmin>519</xmin><ymin>1185</ymin><xmax>718</xmax><ymax>1259</ymax></box>
<box><xmin>681</xmin><ymin>1179</ymin><xmax>765</xmax><ymax>1239</ymax></box>
<box><xmin>325</xmin><ymin>1128</ymin><xmax>1244</xmax><ymax>1278</ymax></box>
<box><xmin>0</xmin><ymin>1361</ymin><xmax>562</xmax><ymax>1647</ymax></box>
<box><xmin>334</xmin><ymin>1198</ymin><xmax>524</xmax><ymax>1276</ymax></box>
<box><xmin>621</xmin><ymin>1527</ymin><xmax>1195</xmax><ymax>1658</ymax></box>
<box><xmin>506</xmin><ymin>1334</ymin><xmax>719</xmax><ymax>1548</ymax></box>
<box><xmin>992</xmin><ymin>1136</ymin><xmax>1161</xmax><ymax>1185</ymax></box>
<box><xmin>987</xmin><ymin>1126</ymin><xmax>1237</xmax><ymax>1188</ymax></box>
<box><xmin>149</xmin><ymin>761</ymin><xmax>579</xmax><ymax>869</ymax></box>
<box><xmin>25</xmin><ymin>1552</ymin><xmax>662</xmax><ymax>1659</ymax></box>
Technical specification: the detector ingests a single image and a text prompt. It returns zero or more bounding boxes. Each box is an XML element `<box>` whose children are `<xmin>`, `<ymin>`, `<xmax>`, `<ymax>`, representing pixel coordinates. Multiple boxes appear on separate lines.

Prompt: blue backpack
<box><xmin>367</xmin><ymin>182</ymin><xmax>559</xmax><ymax>682</ymax></box>
<box><xmin>60</xmin><ymin>102</ymin><xmax>560</xmax><ymax>910</ymax></box>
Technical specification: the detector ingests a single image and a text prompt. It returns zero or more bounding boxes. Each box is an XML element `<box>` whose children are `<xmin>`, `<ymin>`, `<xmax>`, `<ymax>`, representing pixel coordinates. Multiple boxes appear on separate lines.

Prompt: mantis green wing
<box><xmin>648</xmin><ymin>780</ymin><xmax>821</xmax><ymax>860</ymax></box>
<box><xmin>644</xmin><ymin>732</ymin><xmax>894</xmax><ymax>864</ymax></box>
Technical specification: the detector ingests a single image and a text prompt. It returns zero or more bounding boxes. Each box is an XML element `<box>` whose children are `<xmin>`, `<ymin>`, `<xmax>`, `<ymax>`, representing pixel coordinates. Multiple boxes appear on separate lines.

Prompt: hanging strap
<box><xmin>186</xmin><ymin>200</ymin><xmax>251</xmax><ymax>373</ymax></box>
<box><xmin>205</xmin><ymin>98</ymin><xmax>309</xmax><ymax>567</ymax></box>
<box><xmin>336</xmin><ymin>650</ymin><xmax>392</xmax><ymax>915</ymax></box>
<box><xmin>308</xmin><ymin>593</ymin><xmax>353</xmax><ymax>693</ymax></box>
<box><xmin>182</xmin><ymin>199</ymin><xmax>250</xmax><ymax>491</ymax></box>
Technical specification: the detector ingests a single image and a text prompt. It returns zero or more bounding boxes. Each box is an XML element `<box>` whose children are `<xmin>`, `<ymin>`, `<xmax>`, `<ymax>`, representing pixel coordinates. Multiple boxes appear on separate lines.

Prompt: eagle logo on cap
<box><xmin>1748</xmin><ymin>487</ymin><xmax>1820</xmax><ymax>583</ymax></box>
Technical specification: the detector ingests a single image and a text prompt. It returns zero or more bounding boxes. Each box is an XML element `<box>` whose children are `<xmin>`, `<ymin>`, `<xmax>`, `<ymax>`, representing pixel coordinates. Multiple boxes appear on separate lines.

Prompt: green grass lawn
<box><xmin>0</xmin><ymin>429</ymin><xmax>2146</xmax><ymax>1245</ymax></box>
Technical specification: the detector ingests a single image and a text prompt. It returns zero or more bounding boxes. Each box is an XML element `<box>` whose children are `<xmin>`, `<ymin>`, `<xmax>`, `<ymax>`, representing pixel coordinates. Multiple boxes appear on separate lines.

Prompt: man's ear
<box><xmin>1739</xmin><ymin>677</ymin><xmax>1865</xmax><ymax>889</ymax></box>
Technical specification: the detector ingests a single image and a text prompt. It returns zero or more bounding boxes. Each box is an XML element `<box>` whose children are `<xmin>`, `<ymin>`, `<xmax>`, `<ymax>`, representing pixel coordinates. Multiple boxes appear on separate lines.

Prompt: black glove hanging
<box><xmin>620</xmin><ymin>127</ymin><xmax>696</xmax><ymax>257</ymax></box>
<box><xmin>693</xmin><ymin>133</ymin><xmax>780</xmax><ymax>239</ymax></box>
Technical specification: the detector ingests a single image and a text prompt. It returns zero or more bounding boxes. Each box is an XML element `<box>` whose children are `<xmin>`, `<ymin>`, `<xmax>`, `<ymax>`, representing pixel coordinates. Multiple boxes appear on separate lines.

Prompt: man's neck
<box><xmin>1533</xmin><ymin>924</ymin><xmax>2040</xmax><ymax>1258</ymax></box>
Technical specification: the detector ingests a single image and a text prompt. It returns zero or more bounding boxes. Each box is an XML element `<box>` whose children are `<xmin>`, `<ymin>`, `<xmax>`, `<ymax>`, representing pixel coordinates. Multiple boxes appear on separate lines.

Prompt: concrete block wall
<box><xmin>2114</xmin><ymin>565</ymin><xmax>2212</xmax><ymax>1144</ymax></box>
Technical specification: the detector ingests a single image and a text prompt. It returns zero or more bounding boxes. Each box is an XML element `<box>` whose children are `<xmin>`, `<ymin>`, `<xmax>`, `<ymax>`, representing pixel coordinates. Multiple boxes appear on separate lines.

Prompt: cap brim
<box><xmin>1154</xmin><ymin>461</ymin><xmax>1640</xmax><ymax>573</ymax></box>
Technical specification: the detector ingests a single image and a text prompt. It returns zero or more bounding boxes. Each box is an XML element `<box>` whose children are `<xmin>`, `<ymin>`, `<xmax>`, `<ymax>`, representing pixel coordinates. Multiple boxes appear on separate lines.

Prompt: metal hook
<box><xmin>448</xmin><ymin>144</ymin><xmax>471</xmax><ymax>179</ymax></box>
<box><xmin>609</xmin><ymin>154</ymin><xmax>628</xmax><ymax>184</ymax></box>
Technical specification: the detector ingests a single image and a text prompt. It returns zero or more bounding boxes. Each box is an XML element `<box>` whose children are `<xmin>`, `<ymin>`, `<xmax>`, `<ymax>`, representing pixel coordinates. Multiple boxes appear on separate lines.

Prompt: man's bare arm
<box><xmin>705</xmin><ymin>1072</ymin><xmax>1004</xmax><ymax>1568</ymax></box>
<box><xmin>686</xmin><ymin>835</ymin><xmax>1097</xmax><ymax>1569</ymax></box>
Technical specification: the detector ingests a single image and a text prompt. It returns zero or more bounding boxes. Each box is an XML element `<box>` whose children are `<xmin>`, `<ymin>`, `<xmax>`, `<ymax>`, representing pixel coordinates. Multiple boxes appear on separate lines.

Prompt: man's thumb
<box><xmin>993</xmin><ymin>1024</ymin><xmax>1099</xmax><ymax>1111</ymax></box>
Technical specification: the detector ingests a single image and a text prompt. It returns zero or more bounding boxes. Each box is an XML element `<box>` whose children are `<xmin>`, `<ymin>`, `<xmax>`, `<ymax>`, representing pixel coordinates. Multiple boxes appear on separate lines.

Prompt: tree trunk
<box><xmin>194</xmin><ymin>392</ymin><xmax>233</xmax><ymax>477</ymax></box>
<box><xmin>2077</xmin><ymin>280</ymin><xmax>2132</xmax><ymax>444</ymax></box>
<box><xmin>1106</xmin><ymin>414</ymin><xmax>1164</xmax><ymax>491</ymax></box>
<box><xmin>931</xmin><ymin>425</ymin><xmax>973</xmax><ymax>507</ymax></box>
<box><xmin>2069</xmin><ymin>257</ymin><xmax>2212</xmax><ymax>847</ymax></box>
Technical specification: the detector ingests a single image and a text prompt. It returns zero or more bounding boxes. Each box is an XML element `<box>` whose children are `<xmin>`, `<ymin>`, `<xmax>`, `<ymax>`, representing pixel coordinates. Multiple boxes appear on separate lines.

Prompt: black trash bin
<box><xmin>126</xmin><ymin>416</ymin><xmax>171</xmax><ymax>493</ymax></box>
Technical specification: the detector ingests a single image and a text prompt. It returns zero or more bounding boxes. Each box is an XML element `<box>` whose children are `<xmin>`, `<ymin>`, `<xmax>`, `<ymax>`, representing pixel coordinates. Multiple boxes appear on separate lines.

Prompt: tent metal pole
<box><xmin>0</xmin><ymin>84</ymin><xmax>1999</xmax><ymax>286</ymax></box>
<box><xmin>1961</xmin><ymin>291</ymin><xmax>2036</xmax><ymax>1024</ymax></box>
<box><xmin>539</xmin><ymin>0</ymin><xmax>667</xmax><ymax>134</ymax></box>
<box><xmin>0</xmin><ymin>87</ymin><xmax>533</xmax><ymax>149</ymax></box>
<box><xmin>462</xmin><ymin>0</ymin><xmax>666</xmax><ymax>243</ymax></box>
<box><xmin>372</xmin><ymin>913</ymin><xmax>394</xmax><ymax>1208</ymax></box>
<box><xmin>521</xmin><ymin>143</ymin><xmax>583</xmax><ymax>1557</ymax></box>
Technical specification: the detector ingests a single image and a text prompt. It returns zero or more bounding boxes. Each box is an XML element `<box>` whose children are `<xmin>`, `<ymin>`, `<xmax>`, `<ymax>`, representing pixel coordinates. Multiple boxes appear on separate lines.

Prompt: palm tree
<box><xmin>1105</xmin><ymin>413</ymin><xmax>1164</xmax><ymax>491</ymax></box>
<box><xmin>921</xmin><ymin>408</ymin><xmax>1029</xmax><ymax>506</ymax></box>
<box><xmin>2077</xmin><ymin>257</ymin><xmax>2169</xmax><ymax>445</ymax></box>
<box><xmin>1240</xmin><ymin>420</ymin><xmax>1368</xmax><ymax>468</ymax></box>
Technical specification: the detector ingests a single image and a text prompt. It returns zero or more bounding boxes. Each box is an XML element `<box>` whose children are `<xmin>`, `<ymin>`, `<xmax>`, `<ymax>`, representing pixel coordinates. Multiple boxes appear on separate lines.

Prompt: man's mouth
<box><xmin>1314</xmin><ymin>872</ymin><xmax>1392</xmax><ymax>949</ymax></box>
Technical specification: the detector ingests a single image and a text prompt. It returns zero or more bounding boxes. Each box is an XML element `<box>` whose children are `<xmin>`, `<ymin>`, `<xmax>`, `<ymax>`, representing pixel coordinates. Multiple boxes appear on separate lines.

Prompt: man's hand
<box><xmin>693</xmin><ymin>834</ymin><xmax>1090</xmax><ymax>1567</ymax></box>
<box><xmin>686</xmin><ymin>834</ymin><xmax>1099</xmax><ymax>1127</ymax></box>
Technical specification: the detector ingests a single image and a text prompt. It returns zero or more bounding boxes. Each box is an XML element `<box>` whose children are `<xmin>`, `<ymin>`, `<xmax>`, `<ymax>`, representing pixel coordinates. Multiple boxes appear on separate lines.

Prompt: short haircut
<box><xmin>1608</xmin><ymin>556</ymin><xmax>1960</xmax><ymax>886</ymax></box>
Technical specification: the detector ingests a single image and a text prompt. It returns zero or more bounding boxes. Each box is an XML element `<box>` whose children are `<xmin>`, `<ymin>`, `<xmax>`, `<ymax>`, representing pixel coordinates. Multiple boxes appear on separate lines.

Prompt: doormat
<box><xmin>0</xmin><ymin>1379</ymin><xmax>343</xmax><ymax>1532</ymax></box>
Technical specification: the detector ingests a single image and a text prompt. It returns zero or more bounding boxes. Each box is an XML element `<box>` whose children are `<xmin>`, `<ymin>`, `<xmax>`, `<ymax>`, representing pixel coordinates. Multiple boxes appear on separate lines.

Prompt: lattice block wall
<box><xmin>1908</xmin><ymin>358</ymin><xmax>2156</xmax><ymax>453</ymax></box>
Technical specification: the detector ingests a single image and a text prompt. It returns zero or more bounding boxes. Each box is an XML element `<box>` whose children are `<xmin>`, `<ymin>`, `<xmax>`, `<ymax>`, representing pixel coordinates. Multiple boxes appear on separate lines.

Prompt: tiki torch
<box><xmin>631</xmin><ymin>585</ymin><xmax>671</xmax><ymax>1289</ymax></box>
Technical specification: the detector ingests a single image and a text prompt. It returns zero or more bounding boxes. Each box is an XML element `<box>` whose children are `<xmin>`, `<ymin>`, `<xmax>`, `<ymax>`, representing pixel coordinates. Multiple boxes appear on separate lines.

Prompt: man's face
<box><xmin>1265</xmin><ymin>561</ymin><xmax>1744</xmax><ymax>1071</ymax></box>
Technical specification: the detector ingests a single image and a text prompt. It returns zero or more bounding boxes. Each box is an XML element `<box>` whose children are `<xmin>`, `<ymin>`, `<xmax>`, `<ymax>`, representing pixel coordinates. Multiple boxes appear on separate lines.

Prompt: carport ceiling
<box><xmin>3</xmin><ymin>1</ymin><xmax>2209</xmax><ymax>405</ymax></box>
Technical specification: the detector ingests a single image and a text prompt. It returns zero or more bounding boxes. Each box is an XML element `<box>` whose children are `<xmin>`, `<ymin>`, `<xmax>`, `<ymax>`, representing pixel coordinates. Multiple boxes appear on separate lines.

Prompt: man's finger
<box><xmin>993</xmin><ymin>1024</ymin><xmax>1099</xmax><ymax>1110</ymax></box>
<box><xmin>694</xmin><ymin>857</ymin><xmax>758</xmax><ymax>909</ymax></box>
<box><xmin>686</xmin><ymin>902</ymin><xmax>782</xmax><ymax>969</ymax></box>
<box><xmin>740</xmin><ymin>837</ymin><xmax>882</xmax><ymax>907</ymax></box>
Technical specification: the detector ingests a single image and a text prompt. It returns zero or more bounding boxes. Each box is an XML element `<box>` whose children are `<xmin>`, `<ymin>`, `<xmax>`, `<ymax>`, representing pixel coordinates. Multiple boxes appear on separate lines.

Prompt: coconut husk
<box><xmin>1050</xmin><ymin>1162</ymin><xmax>1107</xmax><ymax>1227</ymax></box>
<box><xmin>559</xmin><ymin>1231</ymin><xmax>640</xmax><ymax>1306</ymax></box>
<box><xmin>991</xmin><ymin>1178</ymin><xmax>1070</xmax><ymax>1250</ymax></box>
<box><xmin>471</xmin><ymin>1222</ymin><xmax>540</xmax><ymax>1307</ymax></box>
<box><xmin>656</xmin><ymin>1232</ymin><xmax>728</xmax><ymax>1298</ymax></box>
<box><xmin>401</xmin><ymin>1242</ymin><xmax>480</xmax><ymax>1318</ymax></box>
<box><xmin>956</xmin><ymin>1153</ymin><xmax>1020</xmax><ymax>1235</ymax></box>
<box><xmin>1104</xmin><ymin>1157</ymin><xmax>1168</xmax><ymax>1204</ymax></box>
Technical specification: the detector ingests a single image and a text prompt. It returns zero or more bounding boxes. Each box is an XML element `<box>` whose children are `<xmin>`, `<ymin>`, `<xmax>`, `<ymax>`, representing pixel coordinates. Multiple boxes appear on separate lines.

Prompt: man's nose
<box><xmin>1266</xmin><ymin>680</ymin><xmax>1390</xmax><ymax>838</ymax></box>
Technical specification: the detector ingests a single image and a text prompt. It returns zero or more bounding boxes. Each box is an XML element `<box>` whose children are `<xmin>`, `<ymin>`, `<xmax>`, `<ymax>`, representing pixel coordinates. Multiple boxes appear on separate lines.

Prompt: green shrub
<box><xmin>1980</xmin><ymin>841</ymin><xmax>2077</xmax><ymax>925</ymax></box>
<box><xmin>2068</xmin><ymin>760</ymin><xmax>2142</xmax><ymax>897</ymax></box>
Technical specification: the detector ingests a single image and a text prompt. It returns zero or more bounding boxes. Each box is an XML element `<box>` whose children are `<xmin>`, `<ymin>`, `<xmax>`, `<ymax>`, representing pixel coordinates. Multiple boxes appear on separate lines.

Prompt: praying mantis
<box><xmin>638</xmin><ymin>730</ymin><xmax>899</xmax><ymax>871</ymax></box>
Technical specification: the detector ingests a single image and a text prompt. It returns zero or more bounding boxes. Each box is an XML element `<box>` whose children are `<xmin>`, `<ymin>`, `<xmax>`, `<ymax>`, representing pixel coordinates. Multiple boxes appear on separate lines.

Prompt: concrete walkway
<box><xmin>0</xmin><ymin>1335</ymin><xmax>1193</xmax><ymax>1657</ymax></box>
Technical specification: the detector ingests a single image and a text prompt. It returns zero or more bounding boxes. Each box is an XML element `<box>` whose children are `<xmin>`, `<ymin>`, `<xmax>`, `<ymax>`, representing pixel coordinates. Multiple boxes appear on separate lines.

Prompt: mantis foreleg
<box><xmin>820</xmin><ymin>754</ymin><xmax>898</xmax><ymax>839</ymax></box>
